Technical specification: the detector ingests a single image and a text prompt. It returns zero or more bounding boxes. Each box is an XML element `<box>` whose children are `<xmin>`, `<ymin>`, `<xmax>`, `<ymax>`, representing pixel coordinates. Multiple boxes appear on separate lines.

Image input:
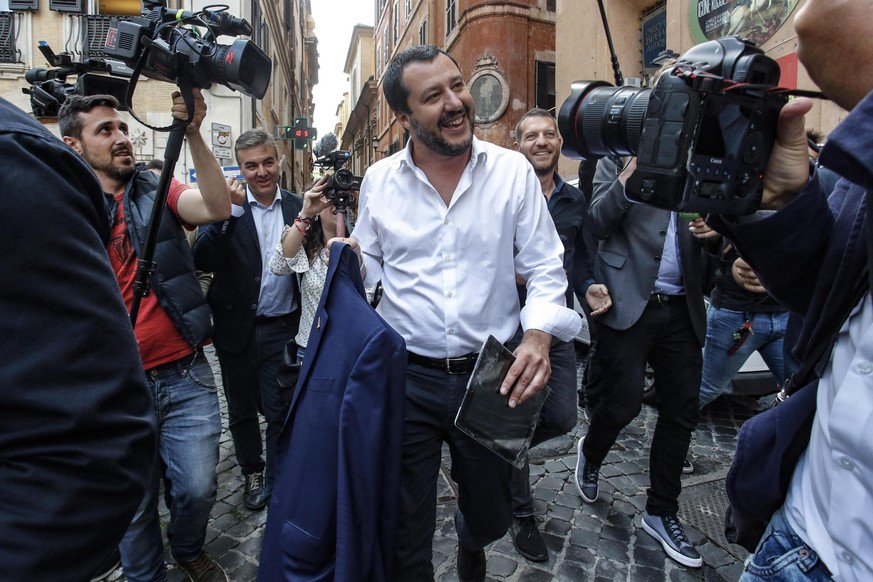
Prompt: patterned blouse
<box><xmin>269</xmin><ymin>225</ymin><xmax>374</xmax><ymax>348</ymax></box>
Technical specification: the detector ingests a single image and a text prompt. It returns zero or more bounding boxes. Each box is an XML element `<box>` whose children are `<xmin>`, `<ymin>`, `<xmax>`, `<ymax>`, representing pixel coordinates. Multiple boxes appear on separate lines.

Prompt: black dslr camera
<box><xmin>103</xmin><ymin>5</ymin><xmax>271</xmax><ymax>99</ymax></box>
<box><xmin>558</xmin><ymin>36</ymin><xmax>787</xmax><ymax>215</ymax></box>
<box><xmin>313</xmin><ymin>150</ymin><xmax>363</xmax><ymax>211</ymax></box>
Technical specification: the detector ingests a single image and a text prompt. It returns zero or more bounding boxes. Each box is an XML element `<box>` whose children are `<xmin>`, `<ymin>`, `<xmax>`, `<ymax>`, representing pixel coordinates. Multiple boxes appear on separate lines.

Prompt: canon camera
<box><xmin>558</xmin><ymin>36</ymin><xmax>787</xmax><ymax>215</ymax></box>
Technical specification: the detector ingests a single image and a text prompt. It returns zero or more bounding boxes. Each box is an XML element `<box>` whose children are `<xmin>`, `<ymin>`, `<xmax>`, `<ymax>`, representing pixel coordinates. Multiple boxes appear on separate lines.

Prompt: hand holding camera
<box><xmin>759</xmin><ymin>97</ymin><xmax>815</xmax><ymax>211</ymax></box>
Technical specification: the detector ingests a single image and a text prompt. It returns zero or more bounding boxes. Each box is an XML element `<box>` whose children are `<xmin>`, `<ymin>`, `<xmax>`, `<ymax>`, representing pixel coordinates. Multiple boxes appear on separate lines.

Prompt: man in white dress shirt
<box><xmin>349</xmin><ymin>44</ymin><xmax>580</xmax><ymax>582</ymax></box>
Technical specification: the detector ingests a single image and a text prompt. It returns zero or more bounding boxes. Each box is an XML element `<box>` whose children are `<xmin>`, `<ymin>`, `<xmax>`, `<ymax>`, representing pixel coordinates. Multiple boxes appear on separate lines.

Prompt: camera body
<box><xmin>559</xmin><ymin>37</ymin><xmax>786</xmax><ymax>215</ymax></box>
<box><xmin>314</xmin><ymin>150</ymin><xmax>363</xmax><ymax>211</ymax></box>
<box><xmin>103</xmin><ymin>6</ymin><xmax>271</xmax><ymax>99</ymax></box>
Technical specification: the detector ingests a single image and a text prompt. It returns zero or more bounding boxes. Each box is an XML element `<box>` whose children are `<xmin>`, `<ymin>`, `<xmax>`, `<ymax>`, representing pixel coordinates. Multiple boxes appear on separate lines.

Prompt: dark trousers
<box><xmin>510</xmin><ymin>338</ymin><xmax>578</xmax><ymax>517</ymax></box>
<box><xmin>214</xmin><ymin>315</ymin><xmax>295</xmax><ymax>491</ymax></box>
<box><xmin>391</xmin><ymin>364</ymin><xmax>514</xmax><ymax>581</ymax></box>
<box><xmin>583</xmin><ymin>298</ymin><xmax>701</xmax><ymax>515</ymax></box>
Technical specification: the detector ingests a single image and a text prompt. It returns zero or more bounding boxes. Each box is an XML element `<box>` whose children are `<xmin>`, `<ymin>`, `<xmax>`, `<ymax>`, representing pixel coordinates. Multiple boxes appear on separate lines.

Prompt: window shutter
<box><xmin>50</xmin><ymin>0</ymin><xmax>84</xmax><ymax>13</ymax></box>
<box><xmin>10</xmin><ymin>0</ymin><xmax>39</xmax><ymax>10</ymax></box>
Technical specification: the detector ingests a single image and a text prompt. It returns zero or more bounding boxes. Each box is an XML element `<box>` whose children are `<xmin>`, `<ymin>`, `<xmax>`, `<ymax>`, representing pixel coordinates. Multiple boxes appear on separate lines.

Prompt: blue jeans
<box><xmin>699</xmin><ymin>307</ymin><xmax>788</xmax><ymax>408</ymax></box>
<box><xmin>740</xmin><ymin>507</ymin><xmax>833</xmax><ymax>581</ymax></box>
<box><xmin>119</xmin><ymin>351</ymin><xmax>222</xmax><ymax>582</ymax></box>
<box><xmin>511</xmin><ymin>338</ymin><xmax>578</xmax><ymax>516</ymax></box>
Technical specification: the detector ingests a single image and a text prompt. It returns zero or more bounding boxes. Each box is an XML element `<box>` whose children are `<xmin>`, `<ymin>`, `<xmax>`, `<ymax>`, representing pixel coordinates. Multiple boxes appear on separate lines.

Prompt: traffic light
<box><xmin>279</xmin><ymin>118</ymin><xmax>317</xmax><ymax>150</ymax></box>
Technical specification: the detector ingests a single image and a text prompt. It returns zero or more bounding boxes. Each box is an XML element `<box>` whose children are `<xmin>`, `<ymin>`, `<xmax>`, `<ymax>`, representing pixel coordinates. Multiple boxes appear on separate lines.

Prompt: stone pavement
<box><xmin>109</xmin><ymin>346</ymin><xmax>761</xmax><ymax>581</ymax></box>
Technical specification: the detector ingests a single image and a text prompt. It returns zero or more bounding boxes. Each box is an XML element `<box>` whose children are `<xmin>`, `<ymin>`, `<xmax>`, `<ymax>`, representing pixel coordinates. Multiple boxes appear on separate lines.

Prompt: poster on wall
<box><xmin>690</xmin><ymin>0</ymin><xmax>799</xmax><ymax>45</ymax></box>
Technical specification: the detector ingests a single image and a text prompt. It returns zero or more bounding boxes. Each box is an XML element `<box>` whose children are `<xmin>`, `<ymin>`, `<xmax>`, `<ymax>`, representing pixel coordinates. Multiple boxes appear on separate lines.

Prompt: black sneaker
<box><xmin>574</xmin><ymin>437</ymin><xmax>600</xmax><ymax>503</ymax></box>
<box><xmin>243</xmin><ymin>471</ymin><xmax>269</xmax><ymax>511</ymax></box>
<box><xmin>454</xmin><ymin>512</ymin><xmax>486</xmax><ymax>582</ymax></box>
<box><xmin>683</xmin><ymin>457</ymin><xmax>694</xmax><ymax>474</ymax></box>
<box><xmin>641</xmin><ymin>511</ymin><xmax>703</xmax><ymax>568</ymax></box>
<box><xmin>174</xmin><ymin>552</ymin><xmax>229</xmax><ymax>582</ymax></box>
<box><xmin>510</xmin><ymin>515</ymin><xmax>548</xmax><ymax>562</ymax></box>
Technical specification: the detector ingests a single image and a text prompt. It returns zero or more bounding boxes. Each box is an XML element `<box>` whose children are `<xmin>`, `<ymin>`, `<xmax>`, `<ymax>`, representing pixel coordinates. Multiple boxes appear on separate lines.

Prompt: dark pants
<box><xmin>583</xmin><ymin>298</ymin><xmax>701</xmax><ymax>515</ymax></box>
<box><xmin>215</xmin><ymin>315</ymin><xmax>295</xmax><ymax>492</ymax></box>
<box><xmin>391</xmin><ymin>364</ymin><xmax>514</xmax><ymax>581</ymax></box>
<box><xmin>510</xmin><ymin>338</ymin><xmax>578</xmax><ymax>517</ymax></box>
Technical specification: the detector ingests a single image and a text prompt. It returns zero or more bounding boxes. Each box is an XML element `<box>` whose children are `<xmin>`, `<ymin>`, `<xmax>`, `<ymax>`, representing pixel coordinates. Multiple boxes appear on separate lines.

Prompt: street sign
<box><xmin>213</xmin><ymin>146</ymin><xmax>232</xmax><ymax>159</ymax></box>
<box><xmin>189</xmin><ymin>166</ymin><xmax>243</xmax><ymax>183</ymax></box>
<box><xmin>212</xmin><ymin>123</ymin><xmax>231</xmax><ymax>147</ymax></box>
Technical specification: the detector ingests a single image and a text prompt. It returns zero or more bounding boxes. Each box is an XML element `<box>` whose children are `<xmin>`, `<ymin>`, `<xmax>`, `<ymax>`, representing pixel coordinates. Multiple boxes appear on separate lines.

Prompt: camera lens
<box><xmin>210</xmin><ymin>39</ymin><xmax>272</xmax><ymax>100</ymax></box>
<box><xmin>331</xmin><ymin>169</ymin><xmax>356</xmax><ymax>191</ymax></box>
<box><xmin>558</xmin><ymin>81</ymin><xmax>651</xmax><ymax>159</ymax></box>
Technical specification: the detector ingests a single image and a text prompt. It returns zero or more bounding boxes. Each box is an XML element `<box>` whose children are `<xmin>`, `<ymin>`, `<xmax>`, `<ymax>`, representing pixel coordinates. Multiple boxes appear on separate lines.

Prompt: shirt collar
<box><xmin>552</xmin><ymin>172</ymin><xmax>565</xmax><ymax>197</ymax></box>
<box><xmin>398</xmin><ymin>135</ymin><xmax>488</xmax><ymax>173</ymax></box>
<box><xmin>246</xmin><ymin>185</ymin><xmax>281</xmax><ymax>210</ymax></box>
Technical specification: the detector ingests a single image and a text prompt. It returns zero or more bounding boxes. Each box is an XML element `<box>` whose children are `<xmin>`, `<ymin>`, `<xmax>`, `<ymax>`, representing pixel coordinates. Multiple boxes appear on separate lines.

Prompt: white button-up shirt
<box><xmin>353</xmin><ymin>136</ymin><xmax>581</xmax><ymax>358</ymax></box>
<box><xmin>785</xmin><ymin>292</ymin><xmax>873</xmax><ymax>581</ymax></box>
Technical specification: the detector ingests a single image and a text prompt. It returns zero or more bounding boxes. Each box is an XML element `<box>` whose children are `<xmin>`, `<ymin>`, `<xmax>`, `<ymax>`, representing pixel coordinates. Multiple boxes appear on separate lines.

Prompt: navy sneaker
<box><xmin>574</xmin><ymin>437</ymin><xmax>600</xmax><ymax>503</ymax></box>
<box><xmin>641</xmin><ymin>511</ymin><xmax>703</xmax><ymax>568</ymax></box>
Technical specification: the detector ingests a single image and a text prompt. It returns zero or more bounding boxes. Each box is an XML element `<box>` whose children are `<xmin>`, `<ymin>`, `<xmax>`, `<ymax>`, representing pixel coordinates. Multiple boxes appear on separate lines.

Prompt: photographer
<box><xmin>268</xmin><ymin>174</ymin><xmax>376</xmax><ymax>362</ymax></box>
<box><xmin>59</xmin><ymin>89</ymin><xmax>230</xmax><ymax>582</ymax></box>
<box><xmin>709</xmin><ymin>2</ymin><xmax>873</xmax><ymax>579</ymax></box>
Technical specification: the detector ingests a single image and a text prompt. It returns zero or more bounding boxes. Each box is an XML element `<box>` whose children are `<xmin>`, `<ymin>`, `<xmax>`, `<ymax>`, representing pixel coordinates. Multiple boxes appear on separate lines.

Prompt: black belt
<box><xmin>254</xmin><ymin>313</ymin><xmax>292</xmax><ymax>325</ymax></box>
<box><xmin>407</xmin><ymin>351</ymin><xmax>479</xmax><ymax>375</ymax></box>
<box><xmin>649</xmin><ymin>293</ymin><xmax>683</xmax><ymax>305</ymax></box>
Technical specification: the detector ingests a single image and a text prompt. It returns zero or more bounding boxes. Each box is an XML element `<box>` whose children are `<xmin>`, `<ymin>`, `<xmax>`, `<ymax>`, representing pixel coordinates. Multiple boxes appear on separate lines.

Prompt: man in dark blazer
<box><xmin>194</xmin><ymin>129</ymin><xmax>302</xmax><ymax>510</ymax></box>
<box><xmin>574</xmin><ymin>156</ymin><xmax>713</xmax><ymax>569</ymax></box>
<box><xmin>258</xmin><ymin>242</ymin><xmax>407</xmax><ymax>581</ymax></box>
<box><xmin>0</xmin><ymin>97</ymin><xmax>156</xmax><ymax>581</ymax></box>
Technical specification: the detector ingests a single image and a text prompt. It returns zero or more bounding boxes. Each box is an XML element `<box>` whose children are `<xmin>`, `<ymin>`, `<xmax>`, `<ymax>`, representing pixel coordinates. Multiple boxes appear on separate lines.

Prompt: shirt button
<box><xmin>856</xmin><ymin>362</ymin><xmax>873</xmax><ymax>374</ymax></box>
<box><xmin>447</xmin><ymin>291</ymin><xmax>453</xmax><ymax>297</ymax></box>
<box><xmin>840</xmin><ymin>457</ymin><xmax>855</xmax><ymax>471</ymax></box>
<box><xmin>251</xmin><ymin>303</ymin><xmax>257</xmax><ymax>310</ymax></box>
<box><xmin>447</xmin><ymin>329</ymin><xmax>455</xmax><ymax>335</ymax></box>
<box><xmin>842</xmin><ymin>552</ymin><xmax>854</xmax><ymax>565</ymax></box>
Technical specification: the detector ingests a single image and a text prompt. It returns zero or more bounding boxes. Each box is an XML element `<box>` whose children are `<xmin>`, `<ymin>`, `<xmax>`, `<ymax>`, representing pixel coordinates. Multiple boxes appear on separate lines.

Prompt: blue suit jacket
<box><xmin>193</xmin><ymin>191</ymin><xmax>302</xmax><ymax>352</ymax></box>
<box><xmin>258</xmin><ymin>242</ymin><xmax>406</xmax><ymax>582</ymax></box>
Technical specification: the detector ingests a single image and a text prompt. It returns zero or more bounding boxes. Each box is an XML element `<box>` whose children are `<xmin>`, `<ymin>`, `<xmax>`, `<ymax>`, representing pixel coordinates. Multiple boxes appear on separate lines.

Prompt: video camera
<box><xmin>22</xmin><ymin>4</ymin><xmax>270</xmax><ymax>119</ymax></box>
<box><xmin>22</xmin><ymin>42</ymin><xmax>131</xmax><ymax>117</ymax></box>
<box><xmin>103</xmin><ymin>4</ymin><xmax>270</xmax><ymax>99</ymax></box>
<box><xmin>313</xmin><ymin>150</ymin><xmax>363</xmax><ymax>211</ymax></box>
<box><xmin>558</xmin><ymin>36</ymin><xmax>787</xmax><ymax>215</ymax></box>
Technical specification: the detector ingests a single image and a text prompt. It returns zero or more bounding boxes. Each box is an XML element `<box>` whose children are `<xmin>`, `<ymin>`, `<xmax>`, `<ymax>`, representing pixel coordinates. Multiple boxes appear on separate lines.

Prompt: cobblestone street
<box><xmin>108</xmin><ymin>346</ymin><xmax>760</xmax><ymax>581</ymax></box>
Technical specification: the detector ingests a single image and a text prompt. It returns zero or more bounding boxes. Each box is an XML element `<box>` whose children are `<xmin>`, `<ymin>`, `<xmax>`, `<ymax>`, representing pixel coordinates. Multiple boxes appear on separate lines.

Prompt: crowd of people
<box><xmin>2</xmin><ymin>1</ymin><xmax>872</xmax><ymax>580</ymax></box>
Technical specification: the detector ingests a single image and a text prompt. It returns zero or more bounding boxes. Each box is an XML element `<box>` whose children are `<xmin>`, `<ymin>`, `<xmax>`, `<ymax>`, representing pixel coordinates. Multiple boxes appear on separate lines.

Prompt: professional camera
<box><xmin>22</xmin><ymin>42</ymin><xmax>130</xmax><ymax>117</ymax></box>
<box><xmin>558</xmin><ymin>36</ymin><xmax>787</xmax><ymax>215</ymax></box>
<box><xmin>313</xmin><ymin>150</ymin><xmax>363</xmax><ymax>211</ymax></box>
<box><xmin>103</xmin><ymin>4</ymin><xmax>271</xmax><ymax>99</ymax></box>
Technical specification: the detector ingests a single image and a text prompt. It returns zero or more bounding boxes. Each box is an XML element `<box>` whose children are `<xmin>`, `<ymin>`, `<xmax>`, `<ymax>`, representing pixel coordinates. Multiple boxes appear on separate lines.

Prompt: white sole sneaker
<box><xmin>641</xmin><ymin>515</ymin><xmax>703</xmax><ymax>568</ymax></box>
<box><xmin>574</xmin><ymin>437</ymin><xmax>598</xmax><ymax>503</ymax></box>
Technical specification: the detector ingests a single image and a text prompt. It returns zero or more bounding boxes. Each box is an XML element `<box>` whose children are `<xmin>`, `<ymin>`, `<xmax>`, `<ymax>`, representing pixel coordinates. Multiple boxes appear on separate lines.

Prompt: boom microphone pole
<box><xmin>595</xmin><ymin>0</ymin><xmax>624</xmax><ymax>86</ymax></box>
